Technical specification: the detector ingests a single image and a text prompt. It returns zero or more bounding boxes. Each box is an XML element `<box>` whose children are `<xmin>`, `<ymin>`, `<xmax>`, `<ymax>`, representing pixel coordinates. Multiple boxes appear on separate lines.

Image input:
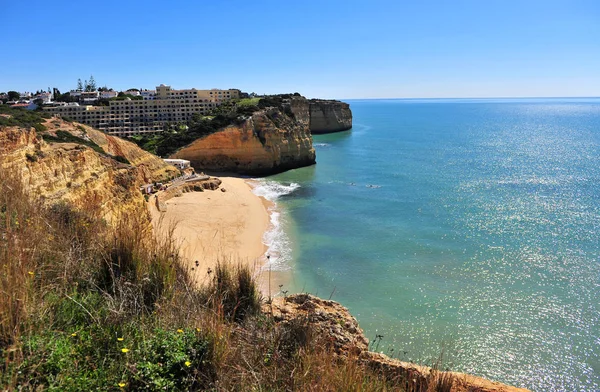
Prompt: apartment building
<box><xmin>43</xmin><ymin>85</ymin><xmax>241</xmax><ymax>137</ymax></box>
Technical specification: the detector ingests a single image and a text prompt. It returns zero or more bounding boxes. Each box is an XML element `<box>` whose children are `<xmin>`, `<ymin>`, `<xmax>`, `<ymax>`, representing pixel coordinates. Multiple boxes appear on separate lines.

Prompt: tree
<box><xmin>7</xmin><ymin>91</ymin><xmax>20</xmax><ymax>101</ymax></box>
<box><xmin>53</xmin><ymin>87</ymin><xmax>61</xmax><ymax>99</ymax></box>
<box><xmin>77</xmin><ymin>79</ymin><xmax>83</xmax><ymax>91</ymax></box>
<box><xmin>55</xmin><ymin>92</ymin><xmax>75</xmax><ymax>103</ymax></box>
<box><xmin>88</xmin><ymin>75</ymin><xmax>96</xmax><ymax>92</ymax></box>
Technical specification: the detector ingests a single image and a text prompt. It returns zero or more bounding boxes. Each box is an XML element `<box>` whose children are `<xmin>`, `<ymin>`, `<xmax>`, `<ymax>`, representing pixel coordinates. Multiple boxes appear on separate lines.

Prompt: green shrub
<box><xmin>0</xmin><ymin>105</ymin><xmax>50</xmax><ymax>130</ymax></box>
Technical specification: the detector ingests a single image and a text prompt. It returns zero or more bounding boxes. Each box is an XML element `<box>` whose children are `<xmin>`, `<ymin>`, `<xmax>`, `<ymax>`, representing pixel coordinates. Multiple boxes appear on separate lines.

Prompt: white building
<box><xmin>35</xmin><ymin>92</ymin><xmax>53</xmax><ymax>103</ymax></box>
<box><xmin>100</xmin><ymin>90</ymin><xmax>118</xmax><ymax>99</ymax></box>
<box><xmin>125</xmin><ymin>89</ymin><xmax>141</xmax><ymax>96</ymax></box>
<box><xmin>163</xmin><ymin>159</ymin><xmax>190</xmax><ymax>170</ymax></box>
<box><xmin>141</xmin><ymin>90</ymin><xmax>156</xmax><ymax>100</ymax></box>
<box><xmin>80</xmin><ymin>91</ymin><xmax>100</xmax><ymax>103</ymax></box>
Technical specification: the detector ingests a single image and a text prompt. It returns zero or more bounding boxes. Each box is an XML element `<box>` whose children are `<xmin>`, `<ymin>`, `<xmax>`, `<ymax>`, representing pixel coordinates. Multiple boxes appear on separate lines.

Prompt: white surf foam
<box><xmin>250</xmin><ymin>180</ymin><xmax>300</xmax><ymax>271</ymax></box>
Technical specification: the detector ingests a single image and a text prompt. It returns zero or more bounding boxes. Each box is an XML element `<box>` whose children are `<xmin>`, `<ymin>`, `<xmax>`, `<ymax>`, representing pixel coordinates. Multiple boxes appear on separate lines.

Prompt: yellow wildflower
<box><xmin>184</xmin><ymin>361</ymin><xmax>191</xmax><ymax>367</ymax></box>
<box><xmin>117</xmin><ymin>337</ymin><xmax>124</xmax><ymax>341</ymax></box>
<box><xmin>118</xmin><ymin>382</ymin><xmax>126</xmax><ymax>388</ymax></box>
<box><xmin>71</xmin><ymin>332</ymin><xmax>77</xmax><ymax>337</ymax></box>
<box><xmin>28</xmin><ymin>271</ymin><xmax>34</xmax><ymax>276</ymax></box>
<box><xmin>195</xmin><ymin>328</ymin><xmax>201</xmax><ymax>332</ymax></box>
<box><xmin>177</xmin><ymin>329</ymin><xmax>184</xmax><ymax>333</ymax></box>
<box><xmin>121</xmin><ymin>348</ymin><xmax>130</xmax><ymax>353</ymax></box>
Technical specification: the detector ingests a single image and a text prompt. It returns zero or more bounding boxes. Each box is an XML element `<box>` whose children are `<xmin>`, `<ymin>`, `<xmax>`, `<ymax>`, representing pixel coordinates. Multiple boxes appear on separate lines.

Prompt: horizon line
<box><xmin>336</xmin><ymin>96</ymin><xmax>600</xmax><ymax>101</ymax></box>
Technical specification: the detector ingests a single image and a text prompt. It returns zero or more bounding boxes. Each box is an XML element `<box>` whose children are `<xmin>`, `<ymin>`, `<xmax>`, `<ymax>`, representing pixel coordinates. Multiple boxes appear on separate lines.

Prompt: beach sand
<box><xmin>150</xmin><ymin>177</ymin><xmax>270</xmax><ymax>287</ymax></box>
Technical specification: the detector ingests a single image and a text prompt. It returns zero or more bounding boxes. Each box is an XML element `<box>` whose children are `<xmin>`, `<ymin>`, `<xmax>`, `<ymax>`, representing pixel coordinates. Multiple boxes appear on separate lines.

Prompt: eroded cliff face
<box><xmin>41</xmin><ymin>118</ymin><xmax>179</xmax><ymax>183</ymax></box>
<box><xmin>172</xmin><ymin>100</ymin><xmax>316</xmax><ymax>175</ymax></box>
<box><xmin>309</xmin><ymin>100</ymin><xmax>352</xmax><ymax>134</ymax></box>
<box><xmin>0</xmin><ymin>121</ymin><xmax>176</xmax><ymax>221</ymax></box>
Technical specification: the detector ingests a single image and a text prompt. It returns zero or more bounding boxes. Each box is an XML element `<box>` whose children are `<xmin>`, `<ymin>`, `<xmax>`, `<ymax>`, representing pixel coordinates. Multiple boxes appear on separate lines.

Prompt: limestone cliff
<box><xmin>171</xmin><ymin>99</ymin><xmax>315</xmax><ymax>175</ymax></box>
<box><xmin>268</xmin><ymin>294</ymin><xmax>530</xmax><ymax>392</ymax></box>
<box><xmin>41</xmin><ymin>118</ymin><xmax>179</xmax><ymax>183</ymax></box>
<box><xmin>0</xmin><ymin>119</ymin><xmax>178</xmax><ymax>221</ymax></box>
<box><xmin>309</xmin><ymin>99</ymin><xmax>352</xmax><ymax>134</ymax></box>
<box><xmin>0</xmin><ymin>126</ymin><xmax>143</xmax><ymax>220</ymax></box>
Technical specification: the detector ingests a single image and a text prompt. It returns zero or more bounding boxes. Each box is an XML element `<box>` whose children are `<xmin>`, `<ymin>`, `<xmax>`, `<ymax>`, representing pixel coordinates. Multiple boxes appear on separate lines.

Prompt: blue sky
<box><xmin>1</xmin><ymin>0</ymin><xmax>599</xmax><ymax>99</ymax></box>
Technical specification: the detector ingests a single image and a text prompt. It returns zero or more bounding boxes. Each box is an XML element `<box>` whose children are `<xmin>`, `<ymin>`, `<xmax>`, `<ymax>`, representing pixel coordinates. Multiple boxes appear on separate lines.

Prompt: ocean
<box><xmin>253</xmin><ymin>98</ymin><xmax>600</xmax><ymax>392</ymax></box>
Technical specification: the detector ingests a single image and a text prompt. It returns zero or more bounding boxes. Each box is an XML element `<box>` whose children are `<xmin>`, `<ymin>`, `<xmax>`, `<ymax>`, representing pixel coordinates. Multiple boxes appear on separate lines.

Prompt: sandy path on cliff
<box><xmin>149</xmin><ymin>177</ymin><xmax>269</xmax><ymax>287</ymax></box>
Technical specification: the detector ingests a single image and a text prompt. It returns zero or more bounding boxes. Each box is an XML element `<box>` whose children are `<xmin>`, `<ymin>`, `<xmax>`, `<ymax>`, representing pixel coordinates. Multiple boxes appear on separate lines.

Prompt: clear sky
<box><xmin>1</xmin><ymin>0</ymin><xmax>599</xmax><ymax>99</ymax></box>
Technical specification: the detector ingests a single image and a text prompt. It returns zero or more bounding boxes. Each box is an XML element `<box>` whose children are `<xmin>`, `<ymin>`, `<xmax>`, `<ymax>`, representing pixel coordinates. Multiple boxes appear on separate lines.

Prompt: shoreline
<box><xmin>149</xmin><ymin>177</ymin><xmax>272</xmax><ymax>288</ymax></box>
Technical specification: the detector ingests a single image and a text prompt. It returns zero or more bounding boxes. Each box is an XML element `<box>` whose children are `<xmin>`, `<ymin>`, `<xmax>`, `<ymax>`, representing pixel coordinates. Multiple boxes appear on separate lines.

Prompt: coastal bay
<box><xmin>149</xmin><ymin>177</ymin><xmax>270</xmax><ymax>286</ymax></box>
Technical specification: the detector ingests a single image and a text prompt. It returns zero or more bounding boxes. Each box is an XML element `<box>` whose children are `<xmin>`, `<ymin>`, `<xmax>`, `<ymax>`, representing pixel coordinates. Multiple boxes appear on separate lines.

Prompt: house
<box><xmin>10</xmin><ymin>102</ymin><xmax>37</xmax><ymax>110</ymax></box>
<box><xmin>100</xmin><ymin>91</ymin><xmax>118</xmax><ymax>99</ymax></box>
<box><xmin>34</xmin><ymin>92</ymin><xmax>53</xmax><ymax>103</ymax></box>
<box><xmin>163</xmin><ymin>159</ymin><xmax>190</xmax><ymax>170</ymax></box>
<box><xmin>80</xmin><ymin>91</ymin><xmax>100</xmax><ymax>103</ymax></box>
<box><xmin>125</xmin><ymin>89</ymin><xmax>141</xmax><ymax>96</ymax></box>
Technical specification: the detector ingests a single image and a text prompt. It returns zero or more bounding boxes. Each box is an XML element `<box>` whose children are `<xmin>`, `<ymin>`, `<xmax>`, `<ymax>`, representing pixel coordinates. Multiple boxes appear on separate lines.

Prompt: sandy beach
<box><xmin>149</xmin><ymin>177</ymin><xmax>270</xmax><ymax>286</ymax></box>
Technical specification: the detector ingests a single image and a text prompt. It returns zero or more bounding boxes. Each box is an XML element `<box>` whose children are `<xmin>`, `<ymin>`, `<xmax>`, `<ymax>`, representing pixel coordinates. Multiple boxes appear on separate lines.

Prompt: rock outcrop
<box><xmin>309</xmin><ymin>99</ymin><xmax>353</xmax><ymax>134</ymax></box>
<box><xmin>0</xmin><ymin>119</ymin><xmax>178</xmax><ymax>221</ymax></box>
<box><xmin>171</xmin><ymin>98</ymin><xmax>316</xmax><ymax>175</ymax></box>
<box><xmin>267</xmin><ymin>294</ymin><xmax>529</xmax><ymax>392</ymax></box>
<box><xmin>154</xmin><ymin>176</ymin><xmax>223</xmax><ymax>212</ymax></box>
<box><xmin>41</xmin><ymin>118</ymin><xmax>179</xmax><ymax>183</ymax></box>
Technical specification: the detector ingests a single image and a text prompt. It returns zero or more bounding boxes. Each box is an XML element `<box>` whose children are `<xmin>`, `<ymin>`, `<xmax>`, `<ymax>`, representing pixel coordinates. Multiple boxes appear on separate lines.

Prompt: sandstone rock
<box><xmin>41</xmin><ymin>118</ymin><xmax>180</xmax><ymax>184</ymax></box>
<box><xmin>172</xmin><ymin>98</ymin><xmax>316</xmax><ymax>175</ymax></box>
<box><xmin>309</xmin><ymin>99</ymin><xmax>353</xmax><ymax>134</ymax></box>
<box><xmin>202</xmin><ymin>179</ymin><xmax>221</xmax><ymax>190</ymax></box>
<box><xmin>0</xmin><ymin>125</ymin><xmax>146</xmax><ymax>222</ymax></box>
<box><xmin>265</xmin><ymin>294</ymin><xmax>368</xmax><ymax>356</ymax></box>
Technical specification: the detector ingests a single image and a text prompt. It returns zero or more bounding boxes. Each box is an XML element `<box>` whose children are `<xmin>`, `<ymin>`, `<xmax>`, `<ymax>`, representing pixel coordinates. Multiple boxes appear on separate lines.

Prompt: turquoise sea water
<box><xmin>257</xmin><ymin>98</ymin><xmax>600</xmax><ymax>391</ymax></box>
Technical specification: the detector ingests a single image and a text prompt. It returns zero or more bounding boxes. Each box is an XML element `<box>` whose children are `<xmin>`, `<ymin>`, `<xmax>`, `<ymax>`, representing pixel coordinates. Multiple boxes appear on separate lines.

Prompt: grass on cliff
<box><xmin>0</xmin><ymin>168</ymin><xmax>456</xmax><ymax>391</ymax></box>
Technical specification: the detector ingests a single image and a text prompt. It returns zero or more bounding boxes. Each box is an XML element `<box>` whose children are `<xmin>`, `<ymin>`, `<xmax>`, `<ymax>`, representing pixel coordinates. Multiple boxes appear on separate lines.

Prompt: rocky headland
<box><xmin>133</xmin><ymin>94</ymin><xmax>352</xmax><ymax>176</ymax></box>
<box><xmin>309</xmin><ymin>99</ymin><xmax>353</xmax><ymax>134</ymax></box>
<box><xmin>171</xmin><ymin>96</ymin><xmax>316</xmax><ymax>175</ymax></box>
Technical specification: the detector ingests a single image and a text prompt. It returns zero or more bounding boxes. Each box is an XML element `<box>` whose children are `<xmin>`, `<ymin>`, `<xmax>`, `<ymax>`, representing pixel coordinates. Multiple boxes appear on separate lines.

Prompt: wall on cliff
<box><xmin>308</xmin><ymin>99</ymin><xmax>353</xmax><ymax>134</ymax></box>
<box><xmin>171</xmin><ymin>98</ymin><xmax>316</xmax><ymax>175</ymax></box>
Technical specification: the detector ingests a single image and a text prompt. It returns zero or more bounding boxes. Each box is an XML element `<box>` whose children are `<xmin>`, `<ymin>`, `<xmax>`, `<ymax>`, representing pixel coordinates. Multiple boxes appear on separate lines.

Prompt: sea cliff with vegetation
<box><xmin>132</xmin><ymin>94</ymin><xmax>352</xmax><ymax>175</ymax></box>
<box><xmin>0</xmin><ymin>106</ymin><xmax>526</xmax><ymax>391</ymax></box>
